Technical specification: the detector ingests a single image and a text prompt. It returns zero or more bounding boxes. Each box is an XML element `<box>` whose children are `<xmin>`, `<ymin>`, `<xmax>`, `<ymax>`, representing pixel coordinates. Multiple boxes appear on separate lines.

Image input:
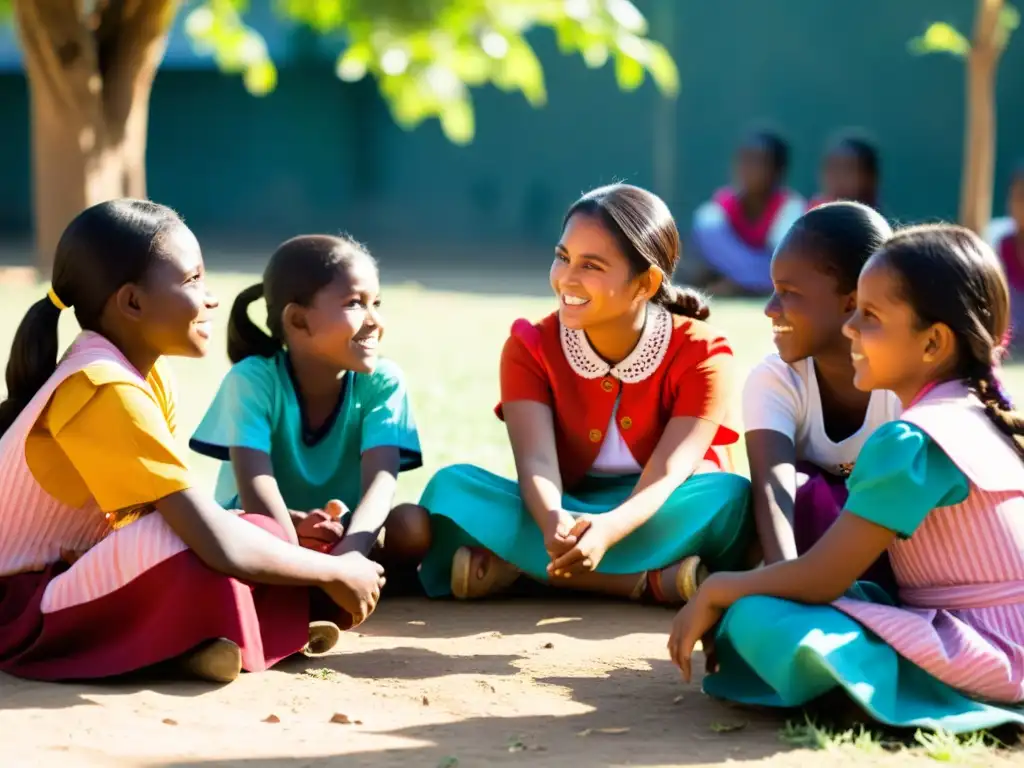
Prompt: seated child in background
<box><xmin>669</xmin><ymin>223</ymin><xmax>1024</xmax><ymax>734</ymax></box>
<box><xmin>744</xmin><ymin>202</ymin><xmax>899</xmax><ymax>588</ymax></box>
<box><xmin>986</xmin><ymin>163</ymin><xmax>1024</xmax><ymax>345</ymax></box>
<box><xmin>415</xmin><ymin>183</ymin><xmax>753</xmax><ymax>603</ymax></box>
<box><xmin>190</xmin><ymin>235</ymin><xmax>429</xmax><ymax>578</ymax></box>
<box><xmin>0</xmin><ymin>201</ymin><xmax>384</xmax><ymax>684</ymax></box>
<box><xmin>691</xmin><ymin>130</ymin><xmax>806</xmax><ymax>296</ymax></box>
<box><xmin>808</xmin><ymin>133</ymin><xmax>881</xmax><ymax>211</ymax></box>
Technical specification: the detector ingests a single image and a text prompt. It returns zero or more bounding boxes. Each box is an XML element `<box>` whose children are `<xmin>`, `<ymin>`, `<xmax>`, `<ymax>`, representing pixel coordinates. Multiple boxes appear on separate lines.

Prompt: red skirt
<box><xmin>0</xmin><ymin>514</ymin><xmax>338</xmax><ymax>681</ymax></box>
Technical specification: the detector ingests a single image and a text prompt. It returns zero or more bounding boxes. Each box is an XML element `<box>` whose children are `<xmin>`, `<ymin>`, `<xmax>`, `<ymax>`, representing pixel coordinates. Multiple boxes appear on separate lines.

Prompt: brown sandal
<box><xmin>450</xmin><ymin>546</ymin><xmax>521</xmax><ymax>600</ymax></box>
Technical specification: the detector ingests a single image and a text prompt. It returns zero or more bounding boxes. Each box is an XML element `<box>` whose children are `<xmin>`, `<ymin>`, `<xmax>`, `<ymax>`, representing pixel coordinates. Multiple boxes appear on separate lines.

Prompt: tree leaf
<box><xmin>614</xmin><ymin>51</ymin><xmax>645</xmax><ymax>91</ymax></box>
<box><xmin>439</xmin><ymin>98</ymin><xmax>475</xmax><ymax>144</ymax></box>
<box><xmin>645</xmin><ymin>40</ymin><xmax>680</xmax><ymax>97</ymax></box>
<box><xmin>996</xmin><ymin>4</ymin><xmax>1020</xmax><ymax>50</ymax></box>
<box><xmin>908</xmin><ymin>22</ymin><xmax>971</xmax><ymax>58</ymax></box>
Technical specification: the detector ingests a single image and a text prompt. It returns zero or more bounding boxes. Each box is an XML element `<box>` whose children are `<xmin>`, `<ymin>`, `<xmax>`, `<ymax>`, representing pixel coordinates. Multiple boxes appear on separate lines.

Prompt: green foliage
<box><xmin>184</xmin><ymin>0</ymin><xmax>679</xmax><ymax>144</ymax></box>
<box><xmin>909</xmin><ymin>3</ymin><xmax>1019</xmax><ymax>58</ymax></box>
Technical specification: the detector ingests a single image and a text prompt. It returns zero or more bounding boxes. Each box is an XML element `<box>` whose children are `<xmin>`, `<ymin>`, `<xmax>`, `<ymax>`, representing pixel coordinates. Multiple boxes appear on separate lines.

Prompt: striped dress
<box><xmin>0</xmin><ymin>332</ymin><xmax>326</xmax><ymax>681</ymax></box>
<box><xmin>704</xmin><ymin>380</ymin><xmax>1024</xmax><ymax>732</ymax></box>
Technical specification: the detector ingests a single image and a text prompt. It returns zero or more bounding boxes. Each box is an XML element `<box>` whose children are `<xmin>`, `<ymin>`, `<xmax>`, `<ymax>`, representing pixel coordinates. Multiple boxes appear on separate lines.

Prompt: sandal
<box><xmin>648</xmin><ymin>555</ymin><xmax>709</xmax><ymax>605</ymax></box>
<box><xmin>450</xmin><ymin>546</ymin><xmax>521</xmax><ymax>600</ymax></box>
<box><xmin>180</xmin><ymin>638</ymin><xmax>242</xmax><ymax>683</ymax></box>
<box><xmin>304</xmin><ymin>621</ymin><xmax>341</xmax><ymax>656</ymax></box>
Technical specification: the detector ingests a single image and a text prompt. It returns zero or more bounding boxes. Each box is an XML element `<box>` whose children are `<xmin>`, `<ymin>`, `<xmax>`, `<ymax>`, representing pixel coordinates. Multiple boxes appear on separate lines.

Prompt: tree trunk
<box><xmin>13</xmin><ymin>0</ymin><xmax>176</xmax><ymax>275</ymax></box>
<box><xmin>960</xmin><ymin>0</ymin><xmax>1004</xmax><ymax>235</ymax></box>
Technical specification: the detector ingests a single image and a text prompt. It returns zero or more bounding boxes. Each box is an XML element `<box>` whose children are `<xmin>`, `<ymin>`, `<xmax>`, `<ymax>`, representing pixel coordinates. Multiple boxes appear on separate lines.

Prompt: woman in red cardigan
<box><xmin>417</xmin><ymin>184</ymin><xmax>753</xmax><ymax>602</ymax></box>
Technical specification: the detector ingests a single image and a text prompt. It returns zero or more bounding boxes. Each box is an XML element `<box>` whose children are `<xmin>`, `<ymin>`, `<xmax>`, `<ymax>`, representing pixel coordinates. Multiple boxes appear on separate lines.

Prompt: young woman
<box><xmin>417</xmin><ymin>184</ymin><xmax>753</xmax><ymax>603</ymax></box>
<box><xmin>0</xmin><ymin>201</ymin><xmax>384</xmax><ymax>683</ymax></box>
<box><xmin>669</xmin><ymin>224</ymin><xmax>1024</xmax><ymax>733</ymax></box>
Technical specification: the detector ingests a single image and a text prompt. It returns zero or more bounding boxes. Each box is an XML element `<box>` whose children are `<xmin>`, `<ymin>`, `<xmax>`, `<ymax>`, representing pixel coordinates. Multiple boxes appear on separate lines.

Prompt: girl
<box><xmin>807</xmin><ymin>134</ymin><xmax>881</xmax><ymax>211</ymax></box>
<box><xmin>746</xmin><ymin>201</ymin><xmax>900</xmax><ymax>588</ymax></box>
<box><xmin>691</xmin><ymin>130</ymin><xmax>806</xmax><ymax>296</ymax></box>
<box><xmin>417</xmin><ymin>184</ymin><xmax>752</xmax><ymax>603</ymax></box>
<box><xmin>190</xmin><ymin>235</ymin><xmax>428</xmax><ymax>574</ymax></box>
<box><xmin>669</xmin><ymin>224</ymin><xmax>1024</xmax><ymax>733</ymax></box>
<box><xmin>986</xmin><ymin>164</ymin><xmax>1024</xmax><ymax>343</ymax></box>
<box><xmin>0</xmin><ymin>201</ymin><xmax>385</xmax><ymax>684</ymax></box>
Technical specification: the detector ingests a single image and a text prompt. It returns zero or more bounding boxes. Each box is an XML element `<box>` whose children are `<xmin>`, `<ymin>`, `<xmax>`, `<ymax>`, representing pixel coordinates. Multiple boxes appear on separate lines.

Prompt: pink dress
<box><xmin>0</xmin><ymin>333</ymin><xmax>334</xmax><ymax>681</ymax></box>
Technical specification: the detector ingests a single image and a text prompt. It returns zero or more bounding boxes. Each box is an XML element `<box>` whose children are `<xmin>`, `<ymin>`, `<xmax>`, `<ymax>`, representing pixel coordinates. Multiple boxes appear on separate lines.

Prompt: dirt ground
<box><xmin>3</xmin><ymin>598</ymin><xmax>1021</xmax><ymax>768</ymax></box>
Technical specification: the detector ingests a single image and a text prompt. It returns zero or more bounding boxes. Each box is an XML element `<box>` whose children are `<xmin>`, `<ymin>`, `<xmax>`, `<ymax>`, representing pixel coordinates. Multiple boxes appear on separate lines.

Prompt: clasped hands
<box><xmin>544</xmin><ymin>511</ymin><xmax>617</xmax><ymax>579</ymax></box>
<box><xmin>292</xmin><ymin>499</ymin><xmax>348</xmax><ymax>553</ymax></box>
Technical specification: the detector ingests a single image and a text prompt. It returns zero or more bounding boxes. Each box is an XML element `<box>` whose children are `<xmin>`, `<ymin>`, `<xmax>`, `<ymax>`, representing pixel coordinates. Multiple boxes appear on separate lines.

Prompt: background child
<box><xmin>691</xmin><ymin>130</ymin><xmax>806</xmax><ymax>295</ymax></box>
<box><xmin>191</xmin><ymin>235</ymin><xmax>429</xmax><ymax>577</ymax></box>
<box><xmin>808</xmin><ymin>134</ymin><xmax>881</xmax><ymax>211</ymax></box>
<box><xmin>744</xmin><ymin>201</ymin><xmax>899</xmax><ymax>588</ymax></box>
<box><xmin>0</xmin><ymin>201</ymin><xmax>385</xmax><ymax>683</ymax></box>
<box><xmin>417</xmin><ymin>184</ymin><xmax>752</xmax><ymax>603</ymax></box>
<box><xmin>986</xmin><ymin>163</ymin><xmax>1024</xmax><ymax>345</ymax></box>
<box><xmin>669</xmin><ymin>224</ymin><xmax>1024</xmax><ymax>733</ymax></box>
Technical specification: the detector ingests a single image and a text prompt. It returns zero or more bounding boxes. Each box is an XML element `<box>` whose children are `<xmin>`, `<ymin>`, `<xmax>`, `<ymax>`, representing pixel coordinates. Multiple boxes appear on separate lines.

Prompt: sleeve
<box><xmin>49</xmin><ymin>379</ymin><xmax>192</xmax><ymax>513</ymax></box>
<box><xmin>844</xmin><ymin>421</ymin><xmax>970</xmax><ymax>538</ymax></box>
<box><xmin>189</xmin><ymin>359</ymin><xmax>276</xmax><ymax>461</ymax></box>
<box><xmin>669</xmin><ymin>332</ymin><xmax>736</xmax><ymax>427</ymax></box>
<box><xmin>498</xmin><ymin>327</ymin><xmax>552</xmax><ymax>413</ymax></box>
<box><xmin>359</xmin><ymin>360</ymin><xmax>422</xmax><ymax>471</ymax></box>
<box><xmin>741</xmin><ymin>358</ymin><xmax>801</xmax><ymax>439</ymax></box>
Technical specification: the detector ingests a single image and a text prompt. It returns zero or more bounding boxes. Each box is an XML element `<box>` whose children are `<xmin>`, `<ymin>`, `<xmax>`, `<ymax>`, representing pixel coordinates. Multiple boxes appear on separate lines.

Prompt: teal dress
<box><xmin>706</xmin><ymin>422</ymin><xmax>1024</xmax><ymax>733</ymax></box>
<box><xmin>191</xmin><ymin>352</ymin><xmax>421</xmax><ymax>512</ymax></box>
<box><xmin>418</xmin><ymin>466</ymin><xmax>752</xmax><ymax>598</ymax></box>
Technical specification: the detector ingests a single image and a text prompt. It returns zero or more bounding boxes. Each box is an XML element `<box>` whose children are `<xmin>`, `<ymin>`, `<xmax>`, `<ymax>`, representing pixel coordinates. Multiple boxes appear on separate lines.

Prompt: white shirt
<box><xmin>742</xmin><ymin>354</ymin><xmax>902</xmax><ymax>473</ymax></box>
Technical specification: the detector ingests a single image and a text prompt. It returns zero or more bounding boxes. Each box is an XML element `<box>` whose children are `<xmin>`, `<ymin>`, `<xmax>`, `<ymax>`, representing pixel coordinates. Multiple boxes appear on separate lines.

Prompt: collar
<box><xmin>559</xmin><ymin>303</ymin><xmax>672</xmax><ymax>383</ymax></box>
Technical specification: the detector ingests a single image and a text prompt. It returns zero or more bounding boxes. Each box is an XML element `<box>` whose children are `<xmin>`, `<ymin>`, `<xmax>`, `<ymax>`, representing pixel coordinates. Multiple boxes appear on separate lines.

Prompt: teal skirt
<box><xmin>417</xmin><ymin>464</ymin><xmax>753</xmax><ymax>598</ymax></box>
<box><xmin>705</xmin><ymin>585</ymin><xmax>1024</xmax><ymax>734</ymax></box>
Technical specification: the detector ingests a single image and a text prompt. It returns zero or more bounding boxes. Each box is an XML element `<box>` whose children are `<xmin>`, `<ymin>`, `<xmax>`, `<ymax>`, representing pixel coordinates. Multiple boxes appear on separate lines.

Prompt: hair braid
<box><xmin>967</xmin><ymin>363</ymin><xmax>1024</xmax><ymax>461</ymax></box>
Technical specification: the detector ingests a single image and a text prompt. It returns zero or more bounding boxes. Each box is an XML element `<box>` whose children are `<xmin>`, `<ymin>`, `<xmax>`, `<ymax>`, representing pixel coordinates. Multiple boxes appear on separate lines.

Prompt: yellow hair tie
<box><xmin>47</xmin><ymin>286</ymin><xmax>68</xmax><ymax>311</ymax></box>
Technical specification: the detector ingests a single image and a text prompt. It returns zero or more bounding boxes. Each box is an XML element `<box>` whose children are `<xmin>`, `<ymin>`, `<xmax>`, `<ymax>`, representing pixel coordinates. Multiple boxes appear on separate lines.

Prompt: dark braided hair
<box><xmin>875</xmin><ymin>224</ymin><xmax>1024</xmax><ymax>459</ymax></box>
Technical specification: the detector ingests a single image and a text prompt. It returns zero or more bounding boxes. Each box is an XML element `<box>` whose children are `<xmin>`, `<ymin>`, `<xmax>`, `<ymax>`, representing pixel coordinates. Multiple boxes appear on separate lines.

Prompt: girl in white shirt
<box><xmin>743</xmin><ymin>201</ymin><xmax>901</xmax><ymax>587</ymax></box>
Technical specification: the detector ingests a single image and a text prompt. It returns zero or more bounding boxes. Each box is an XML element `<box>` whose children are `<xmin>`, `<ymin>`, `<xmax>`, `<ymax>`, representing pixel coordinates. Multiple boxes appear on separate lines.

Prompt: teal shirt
<box><xmin>191</xmin><ymin>351</ymin><xmax>421</xmax><ymax>511</ymax></box>
<box><xmin>844</xmin><ymin>420</ymin><xmax>970</xmax><ymax>538</ymax></box>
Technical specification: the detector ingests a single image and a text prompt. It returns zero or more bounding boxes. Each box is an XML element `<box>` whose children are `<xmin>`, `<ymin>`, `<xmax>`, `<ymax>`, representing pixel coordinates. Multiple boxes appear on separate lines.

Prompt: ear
<box><xmin>282</xmin><ymin>302</ymin><xmax>311</xmax><ymax>337</ymax></box>
<box><xmin>113</xmin><ymin>283</ymin><xmax>145</xmax><ymax>323</ymax></box>
<box><xmin>922</xmin><ymin>322</ymin><xmax>957</xmax><ymax>365</ymax></box>
<box><xmin>638</xmin><ymin>265</ymin><xmax>664</xmax><ymax>301</ymax></box>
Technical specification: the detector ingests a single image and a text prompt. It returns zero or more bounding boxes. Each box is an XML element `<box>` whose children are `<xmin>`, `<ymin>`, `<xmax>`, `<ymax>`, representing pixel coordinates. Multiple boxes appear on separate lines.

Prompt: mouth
<box><xmin>851</xmin><ymin>351</ymin><xmax>865</xmax><ymax>363</ymax></box>
<box><xmin>771</xmin><ymin>325</ymin><xmax>794</xmax><ymax>336</ymax></box>
<box><xmin>561</xmin><ymin>293</ymin><xmax>590</xmax><ymax>308</ymax></box>
<box><xmin>353</xmin><ymin>334</ymin><xmax>379</xmax><ymax>351</ymax></box>
<box><xmin>194</xmin><ymin>320</ymin><xmax>213</xmax><ymax>340</ymax></box>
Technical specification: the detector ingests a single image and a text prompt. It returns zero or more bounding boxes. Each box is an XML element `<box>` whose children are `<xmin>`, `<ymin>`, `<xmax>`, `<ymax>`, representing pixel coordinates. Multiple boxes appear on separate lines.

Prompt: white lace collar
<box><xmin>559</xmin><ymin>303</ymin><xmax>672</xmax><ymax>383</ymax></box>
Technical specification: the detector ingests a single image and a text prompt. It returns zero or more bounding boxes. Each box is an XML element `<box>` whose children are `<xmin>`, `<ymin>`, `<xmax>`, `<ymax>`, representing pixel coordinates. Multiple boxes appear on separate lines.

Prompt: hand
<box><xmin>296</xmin><ymin>505</ymin><xmax>347</xmax><ymax>553</ymax></box>
<box><xmin>320</xmin><ymin>552</ymin><xmax>386</xmax><ymax>630</ymax></box>
<box><xmin>543</xmin><ymin>511</ymin><xmax>583</xmax><ymax>560</ymax></box>
<box><xmin>546</xmin><ymin>514</ymin><xmax>612</xmax><ymax>578</ymax></box>
<box><xmin>667</xmin><ymin>589</ymin><xmax>724</xmax><ymax>683</ymax></box>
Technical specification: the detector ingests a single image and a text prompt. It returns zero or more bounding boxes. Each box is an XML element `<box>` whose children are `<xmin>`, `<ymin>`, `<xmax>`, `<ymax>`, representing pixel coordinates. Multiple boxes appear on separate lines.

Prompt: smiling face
<box><xmin>842</xmin><ymin>256</ymin><xmax>950</xmax><ymax>403</ymax></box>
<box><xmin>285</xmin><ymin>255</ymin><xmax>383</xmax><ymax>374</ymax></box>
<box><xmin>550</xmin><ymin>212</ymin><xmax>654</xmax><ymax>331</ymax></box>
<box><xmin>131</xmin><ymin>224</ymin><xmax>219</xmax><ymax>358</ymax></box>
<box><xmin>764</xmin><ymin>242</ymin><xmax>855</xmax><ymax>364</ymax></box>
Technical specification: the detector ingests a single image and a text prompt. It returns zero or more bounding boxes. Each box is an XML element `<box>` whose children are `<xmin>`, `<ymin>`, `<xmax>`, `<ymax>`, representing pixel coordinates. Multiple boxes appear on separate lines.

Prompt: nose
<box><xmin>842</xmin><ymin>311</ymin><xmax>859</xmax><ymax>340</ymax></box>
<box><xmin>764</xmin><ymin>292</ymin><xmax>781</xmax><ymax>319</ymax></box>
<box><xmin>205</xmin><ymin>289</ymin><xmax>219</xmax><ymax>310</ymax></box>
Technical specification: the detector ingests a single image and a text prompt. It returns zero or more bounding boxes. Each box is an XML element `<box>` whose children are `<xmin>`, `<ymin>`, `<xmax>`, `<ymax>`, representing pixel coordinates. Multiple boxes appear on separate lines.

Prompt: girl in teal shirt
<box><xmin>191</xmin><ymin>235</ymin><xmax>428</xmax><ymax>577</ymax></box>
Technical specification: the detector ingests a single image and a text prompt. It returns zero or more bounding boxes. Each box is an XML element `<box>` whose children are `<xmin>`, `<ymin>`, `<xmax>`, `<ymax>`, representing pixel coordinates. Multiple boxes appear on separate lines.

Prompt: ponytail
<box><xmin>968</xmin><ymin>365</ymin><xmax>1024</xmax><ymax>461</ymax></box>
<box><xmin>227</xmin><ymin>283</ymin><xmax>282</xmax><ymax>363</ymax></box>
<box><xmin>655</xmin><ymin>283</ymin><xmax>711</xmax><ymax>321</ymax></box>
<box><xmin>0</xmin><ymin>298</ymin><xmax>63</xmax><ymax>436</ymax></box>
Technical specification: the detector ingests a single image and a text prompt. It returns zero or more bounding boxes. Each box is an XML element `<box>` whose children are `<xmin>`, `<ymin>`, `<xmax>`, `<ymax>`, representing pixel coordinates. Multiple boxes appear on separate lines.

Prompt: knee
<box><xmin>382</xmin><ymin>503</ymin><xmax>432</xmax><ymax>563</ymax></box>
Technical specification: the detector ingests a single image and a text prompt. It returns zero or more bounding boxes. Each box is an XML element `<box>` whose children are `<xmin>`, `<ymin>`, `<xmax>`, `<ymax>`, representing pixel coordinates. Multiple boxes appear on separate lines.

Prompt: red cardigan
<box><xmin>495</xmin><ymin>307</ymin><xmax>740</xmax><ymax>490</ymax></box>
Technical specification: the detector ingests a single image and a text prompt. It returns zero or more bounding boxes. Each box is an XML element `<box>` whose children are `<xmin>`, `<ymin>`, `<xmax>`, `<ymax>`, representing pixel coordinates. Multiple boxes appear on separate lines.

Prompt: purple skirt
<box><xmin>793</xmin><ymin>462</ymin><xmax>896</xmax><ymax>591</ymax></box>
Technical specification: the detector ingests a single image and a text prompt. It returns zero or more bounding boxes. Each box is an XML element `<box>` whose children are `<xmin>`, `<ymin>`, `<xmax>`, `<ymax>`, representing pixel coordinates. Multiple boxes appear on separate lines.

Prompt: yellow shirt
<box><xmin>25</xmin><ymin>358</ymin><xmax>192</xmax><ymax>519</ymax></box>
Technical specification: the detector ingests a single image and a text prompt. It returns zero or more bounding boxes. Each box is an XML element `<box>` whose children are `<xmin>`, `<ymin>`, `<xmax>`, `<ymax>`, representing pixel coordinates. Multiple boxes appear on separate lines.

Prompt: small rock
<box><xmin>673</xmin><ymin>695</ymin><xmax>685</xmax><ymax>705</ymax></box>
<box><xmin>542</xmin><ymin>642</ymin><xmax>554</xmax><ymax>649</ymax></box>
<box><xmin>262</xmin><ymin>714</ymin><xmax>281</xmax><ymax>724</ymax></box>
<box><xmin>161</xmin><ymin>718</ymin><xmax>178</xmax><ymax>726</ymax></box>
<box><xmin>330</xmin><ymin>713</ymin><xmax>352</xmax><ymax>724</ymax></box>
<box><xmin>422</xmin><ymin>695</ymin><xmax>430</xmax><ymax>706</ymax></box>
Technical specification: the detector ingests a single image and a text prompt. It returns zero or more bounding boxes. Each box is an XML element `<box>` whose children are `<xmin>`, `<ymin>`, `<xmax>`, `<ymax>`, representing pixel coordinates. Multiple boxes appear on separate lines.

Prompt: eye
<box><xmin>185</xmin><ymin>273</ymin><xmax>202</xmax><ymax>285</ymax></box>
<box><xmin>554</xmin><ymin>252</ymin><xmax>569</xmax><ymax>264</ymax></box>
<box><xmin>344</xmin><ymin>298</ymin><xmax>364</xmax><ymax>308</ymax></box>
<box><xmin>373</xmin><ymin>299</ymin><xmax>382</xmax><ymax>308</ymax></box>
